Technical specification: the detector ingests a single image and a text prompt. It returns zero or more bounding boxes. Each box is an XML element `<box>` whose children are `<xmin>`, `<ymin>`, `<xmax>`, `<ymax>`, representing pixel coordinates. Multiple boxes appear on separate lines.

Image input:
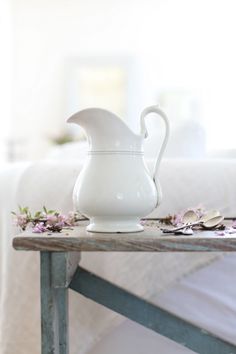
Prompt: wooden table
<box><xmin>13</xmin><ymin>226</ymin><xmax>236</xmax><ymax>354</ymax></box>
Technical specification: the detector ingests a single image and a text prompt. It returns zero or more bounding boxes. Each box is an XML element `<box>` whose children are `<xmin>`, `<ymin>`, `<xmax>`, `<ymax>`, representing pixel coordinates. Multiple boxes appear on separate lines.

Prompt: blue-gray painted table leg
<box><xmin>41</xmin><ymin>252</ymin><xmax>61</xmax><ymax>354</ymax></box>
<box><xmin>40</xmin><ymin>252</ymin><xmax>80</xmax><ymax>354</ymax></box>
<box><xmin>41</xmin><ymin>252</ymin><xmax>69</xmax><ymax>354</ymax></box>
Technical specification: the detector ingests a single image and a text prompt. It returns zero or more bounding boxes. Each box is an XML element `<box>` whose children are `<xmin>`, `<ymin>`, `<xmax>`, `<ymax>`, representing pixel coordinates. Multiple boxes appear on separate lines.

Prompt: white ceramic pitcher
<box><xmin>67</xmin><ymin>105</ymin><xmax>169</xmax><ymax>233</ymax></box>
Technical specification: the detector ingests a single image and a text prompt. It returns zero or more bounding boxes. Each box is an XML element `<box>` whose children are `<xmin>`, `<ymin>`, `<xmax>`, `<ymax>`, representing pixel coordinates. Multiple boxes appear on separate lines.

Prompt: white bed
<box><xmin>1</xmin><ymin>155</ymin><xmax>236</xmax><ymax>354</ymax></box>
<box><xmin>90</xmin><ymin>254</ymin><xmax>236</xmax><ymax>354</ymax></box>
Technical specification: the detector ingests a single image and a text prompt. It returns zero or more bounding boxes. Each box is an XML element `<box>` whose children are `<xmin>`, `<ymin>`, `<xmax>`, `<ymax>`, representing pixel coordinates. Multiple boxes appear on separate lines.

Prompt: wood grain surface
<box><xmin>13</xmin><ymin>225</ymin><xmax>236</xmax><ymax>252</ymax></box>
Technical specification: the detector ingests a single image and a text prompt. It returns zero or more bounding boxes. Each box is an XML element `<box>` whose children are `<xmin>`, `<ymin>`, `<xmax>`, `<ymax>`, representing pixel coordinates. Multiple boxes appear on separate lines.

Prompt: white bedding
<box><xmin>89</xmin><ymin>254</ymin><xmax>236</xmax><ymax>354</ymax></box>
<box><xmin>1</xmin><ymin>158</ymin><xmax>236</xmax><ymax>353</ymax></box>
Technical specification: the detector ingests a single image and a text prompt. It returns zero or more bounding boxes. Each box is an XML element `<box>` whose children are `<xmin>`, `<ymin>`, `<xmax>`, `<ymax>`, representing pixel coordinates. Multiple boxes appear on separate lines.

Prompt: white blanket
<box><xmin>89</xmin><ymin>254</ymin><xmax>236</xmax><ymax>354</ymax></box>
<box><xmin>1</xmin><ymin>158</ymin><xmax>236</xmax><ymax>354</ymax></box>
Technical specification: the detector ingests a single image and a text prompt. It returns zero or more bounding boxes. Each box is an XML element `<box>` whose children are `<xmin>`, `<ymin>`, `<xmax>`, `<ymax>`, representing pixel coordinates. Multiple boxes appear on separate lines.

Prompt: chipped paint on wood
<box><xmin>41</xmin><ymin>252</ymin><xmax>79</xmax><ymax>354</ymax></box>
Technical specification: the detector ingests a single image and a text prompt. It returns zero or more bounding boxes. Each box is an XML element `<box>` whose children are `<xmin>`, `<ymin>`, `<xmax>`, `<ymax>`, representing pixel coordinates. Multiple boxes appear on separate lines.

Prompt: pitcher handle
<box><xmin>140</xmin><ymin>105</ymin><xmax>170</xmax><ymax>205</ymax></box>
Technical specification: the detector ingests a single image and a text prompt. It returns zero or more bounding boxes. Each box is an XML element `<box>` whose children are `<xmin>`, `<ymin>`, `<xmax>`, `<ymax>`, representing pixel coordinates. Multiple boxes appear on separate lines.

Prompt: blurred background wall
<box><xmin>1</xmin><ymin>0</ymin><xmax>236</xmax><ymax>161</ymax></box>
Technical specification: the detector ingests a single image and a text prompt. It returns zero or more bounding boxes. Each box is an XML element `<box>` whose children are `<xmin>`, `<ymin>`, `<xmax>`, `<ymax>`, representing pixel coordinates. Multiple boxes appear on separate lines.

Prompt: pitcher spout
<box><xmin>67</xmin><ymin>108</ymin><xmax>143</xmax><ymax>152</ymax></box>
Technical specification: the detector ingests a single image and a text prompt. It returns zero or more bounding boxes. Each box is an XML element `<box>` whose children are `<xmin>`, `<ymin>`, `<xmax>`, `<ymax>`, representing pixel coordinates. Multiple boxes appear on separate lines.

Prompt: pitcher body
<box><xmin>73</xmin><ymin>152</ymin><xmax>157</xmax><ymax>232</ymax></box>
<box><xmin>67</xmin><ymin>106</ymin><xmax>169</xmax><ymax>233</ymax></box>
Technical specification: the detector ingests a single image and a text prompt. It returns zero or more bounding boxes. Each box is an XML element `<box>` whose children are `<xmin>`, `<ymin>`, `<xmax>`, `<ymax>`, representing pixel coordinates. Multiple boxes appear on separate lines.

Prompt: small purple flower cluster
<box><xmin>12</xmin><ymin>206</ymin><xmax>81</xmax><ymax>234</ymax></box>
<box><xmin>32</xmin><ymin>222</ymin><xmax>48</xmax><ymax>233</ymax></box>
<box><xmin>216</xmin><ymin>220</ymin><xmax>236</xmax><ymax>236</ymax></box>
<box><xmin>171</xmin><ymin>213</ymin><xmax>183</xmax><ymax>226</ymax></box>
<box><xmin>14</xmin><ymin>214</ymin><xmax>28</xmax><ymax>229</ymax></box>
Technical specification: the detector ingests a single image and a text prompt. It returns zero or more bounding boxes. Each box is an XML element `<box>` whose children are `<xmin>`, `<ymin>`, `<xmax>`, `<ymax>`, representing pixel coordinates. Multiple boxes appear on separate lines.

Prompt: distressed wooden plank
<box><xmin>70</xmin><ymin>266</ymin><xmax>236</xmax><ymax>354</ymax></box>
<box><xmin>55</xmin><ymin>288</ymin><xmax>68</xmax><ymax>354</ymax></box>
<box><xmin>51</xmin><ymin>252</ymin><xmax>80</xmax><ymax>288</ymax></box>
<box><xmin>40</xmin><ymin>252</ymin><xmax>69</xmax><ymax>354</ymax></box>
<box><xmin>13</xmin><ymin>226</ymin><xmax>236</xmax><ymax>252</ymax></box>
<box><xmin>40</xmin><ymin>252</ymin><xmax>59</xmax><ymax>354</ymax></box>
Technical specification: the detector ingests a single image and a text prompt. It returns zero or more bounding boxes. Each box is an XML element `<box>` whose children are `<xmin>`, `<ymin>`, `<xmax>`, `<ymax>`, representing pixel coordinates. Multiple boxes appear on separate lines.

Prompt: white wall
<box><xmin>0</xmin><ymin>0</ymin><xmax>12</xmax><ymax>162</ymax></box>
<box><xmin>10</xmin><ymin>0</ymin><xmax>236</xmax><ymax>159</ymax></box>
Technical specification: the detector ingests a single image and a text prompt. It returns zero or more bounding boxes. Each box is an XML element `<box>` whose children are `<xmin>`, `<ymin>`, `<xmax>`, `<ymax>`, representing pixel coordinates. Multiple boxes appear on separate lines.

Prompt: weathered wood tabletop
<box><xmin>13</xmin><ymin>223</ymin><xmax>236</xmax><ymax>252</ymax></box>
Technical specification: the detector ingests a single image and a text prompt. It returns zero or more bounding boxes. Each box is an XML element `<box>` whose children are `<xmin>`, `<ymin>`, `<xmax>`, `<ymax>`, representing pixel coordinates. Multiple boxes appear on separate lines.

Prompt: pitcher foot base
<box><xmin>86</xmin><ymin>217</ymin><xmax>144</xmax><ymax>233</ymax></box>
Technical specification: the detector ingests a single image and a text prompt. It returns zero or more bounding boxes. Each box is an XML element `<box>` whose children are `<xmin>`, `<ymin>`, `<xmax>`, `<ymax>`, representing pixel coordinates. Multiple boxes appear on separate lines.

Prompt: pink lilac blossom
<box><xmin>58</xmin><ymin>214</ymin><xmax>67</xmax><ymax>225</ymax></box>
<box><xmin>13</xmin><ymin>207</ymin><xmax>81</xmax><ymax>233</ymax></box>
<box><xmin>32</xmin><ymin>222</ymin><xmax>47</xmax><ymax>233</ymax></box>
<box><xmin>46</xmin><ymin>215</ymin><xmax>58</xmax><ymax>225</ymax></box>
<box><xmin>66</xmin><ymin>213</ymin><xmax>75</xmax><ymax>226</ymax></box>
<box><xmin>228</xmin><ymin>228</ymin><xmax>236</xmax><ymax>234</ymax></box>
<box><xmin>171</xmin><ymin>213</ymin><xmax>183</xmax><ymax>226</ymax></box>
<box><xmin>216</xmin><ymin>231</ymin><xmax>226</xmax><ymax>236</ymax></box>
<box><xmin>64</xmin><ymin>211</ymin><xmax>80</xmax><ymax>226</ymax></box>
<box><xmin>191</xmin><ymin>204</ymin><xmax>206</xmax><ymax>218</ymax></box>
<box><xmin>67</xmin><ymin>211</ymin><xmax>75</xmax><ymax>221</ymax></box>
<box><xmin>232</xmin><ymin>220</ymin><xmax>236</xmax><ymax>229</ymax></box>
<box><xmin>46</xmin><ymin>214</ymin><xmax>67</xmax><ymax>227</ymax></box>
<box><xmin>55</xmin><ymin>221</ymin><xmax>65</xmax><ymax>228</ymax></box>
<box><xmin>46</xmin><ymin>214</ymin><xmax>71</xmax><ymax>228</ymax></box>
<box><xmin>216</xmin><ymin>227</ymin><xmax>236</xmax><ymax>236</ymax></box>
<box><xmin>32</xmin><ymin>211</ymin><xmax>80</xmax><ymax>233</ymax></box>
<box><xmin>15</xmin><ymin>214</ymin><xmax>28</xmax><ymax>229</ymax></box>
